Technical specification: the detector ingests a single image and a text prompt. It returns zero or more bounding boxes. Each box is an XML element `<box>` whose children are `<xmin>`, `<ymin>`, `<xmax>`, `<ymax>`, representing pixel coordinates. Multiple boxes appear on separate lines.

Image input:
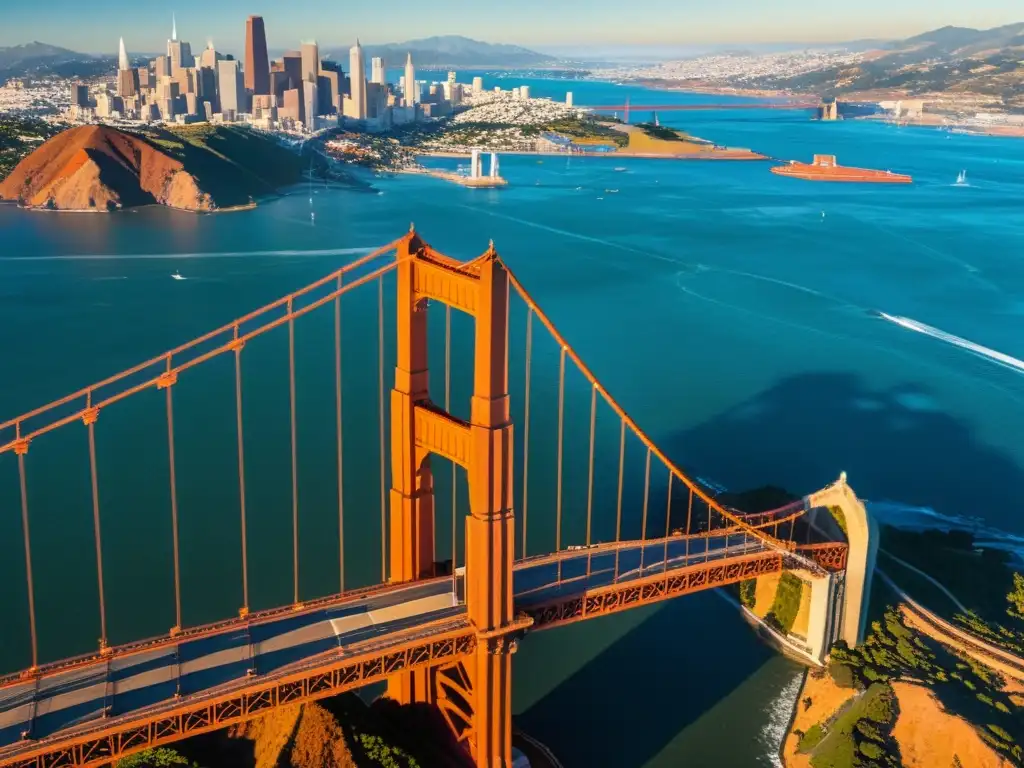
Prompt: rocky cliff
<box><xmin>0</xmin><ymin>123</ymin><xmax>303</xmax><ymax>212</ymax></box>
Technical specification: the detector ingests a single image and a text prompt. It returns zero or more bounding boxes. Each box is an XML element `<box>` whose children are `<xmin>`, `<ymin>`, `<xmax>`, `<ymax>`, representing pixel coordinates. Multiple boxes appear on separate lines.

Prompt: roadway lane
<box><xmin>0</xmin><ymin>534</ymin><xmax>781</xmax><ymax>753</ymax></box>
<box><xmin>512</xmin><ymin>534</ymin><xmax>769</xmax><ymax>607</ymax></box>
<box><xmin>0</xmin><ymin>579</ymin><xmax>462</xmax><ymax>746</ymax></box>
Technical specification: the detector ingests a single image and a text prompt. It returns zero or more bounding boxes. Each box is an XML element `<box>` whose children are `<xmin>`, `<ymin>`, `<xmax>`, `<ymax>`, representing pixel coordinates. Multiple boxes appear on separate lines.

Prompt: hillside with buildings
<box><xmin>0</xmin><ymin>123</ymin><xmax>302</xmax><ymax>211</ymax></box>
<box><xmin>593</xmin><ymin>22</ymin><xmax>1024</xmax><ymax>115</ymax></box>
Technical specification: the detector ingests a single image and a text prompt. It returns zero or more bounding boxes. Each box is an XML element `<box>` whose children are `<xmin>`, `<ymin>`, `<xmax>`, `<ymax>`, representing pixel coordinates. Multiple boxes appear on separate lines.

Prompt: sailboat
<box><xmin>955</xmin><ymin>170</ymin><xmax>967</xmax><ymax>186</ymax></box>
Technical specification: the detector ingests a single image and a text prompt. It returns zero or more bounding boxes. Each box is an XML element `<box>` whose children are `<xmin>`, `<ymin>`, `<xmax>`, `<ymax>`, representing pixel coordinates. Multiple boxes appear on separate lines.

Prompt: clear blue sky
<box><xmin>2</xmin><ymin>0</ymin><xmax>1021</xmax><ymax>54</ymax></box>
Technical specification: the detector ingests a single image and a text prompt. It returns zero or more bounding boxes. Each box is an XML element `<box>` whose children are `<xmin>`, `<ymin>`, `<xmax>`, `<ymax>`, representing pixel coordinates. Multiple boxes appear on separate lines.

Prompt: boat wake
<box><xmin>878</xmin><ymin>313</ymin><xmax>1024</xmax><ymax>374</ymax></box>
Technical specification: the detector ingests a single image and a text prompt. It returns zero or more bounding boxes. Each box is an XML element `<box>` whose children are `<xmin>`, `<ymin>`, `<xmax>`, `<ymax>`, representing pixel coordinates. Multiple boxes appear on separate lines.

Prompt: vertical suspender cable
<box><xmin>705</xmin><ymin>500</ymin><xmax>712</xmax><ymax>564</ymax></box>
<box><xmin>614</xmin><ymin>420</ymin><xmax>625</xmax><ymax>580</ymax></box>
<box><xmin>233</xmin><ymin>328</ymin><xmax>249</xmax><ymax>613</ymax></box>
<box><xmin>585</xmin><ymin>385</ymin><xmax>596</xmax><ymax>578</ymax></box>
<box><xmin>16</xmin><ymin>424</ymin><xmax>38</xmax><ymax>670</ymax></box>
<box><xmin>378</xmin><ymin>276</ymin><xmax>387</xmax><ymax>583</ymax></box>
<box><xmin>85</xmin><ymin>392</ymin><xmax>107</xmax><ymax>649</ymax></box>
<box><xmin>520</xmin><ymin>308</ymin><xmax>533</xmax><ymax>559</ymax></box>
<box><xmin>165</xmin><ymin>357</ymin><xmax>182</xmax><ymax>631</ymax></box>
<box><xmin>446</xmin><ymin>304</ymin><xmax>456</xmax><ymax>596</ymax></box>
<box><xmin>663</xmin><ymin>473</ymin><xmax>672</xmax><ymax>573</ymax></box>
<box><xmin>640</xmin><ymin>449</ymin><xmax>651</xmax><ymax>572</ymax></box>
<box><xmin>554</xmin><ymin>347</ymin><xmax>566</xmax><ymax>583</ymax></box>
<box><xmin>684</xmin><ymin>487</ymin><xmax>693</xmax><ymax>564</ymax></box>
<box><xmin>335</xmin><ymin>275</ymin><xmax>345</xmax><ymax>594</ymax></box>
<box><xmin>288</xmin><ymin>298</ymin><xmax>300</xmax><ymax>606</ymax></box>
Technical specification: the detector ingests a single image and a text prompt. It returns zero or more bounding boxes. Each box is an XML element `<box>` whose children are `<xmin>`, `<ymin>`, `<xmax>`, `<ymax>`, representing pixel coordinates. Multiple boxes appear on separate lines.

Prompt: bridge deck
<box><xmin>0</xmin><ymin>533</ymin><xmax>782</xmax><ymax>764</ymax></box>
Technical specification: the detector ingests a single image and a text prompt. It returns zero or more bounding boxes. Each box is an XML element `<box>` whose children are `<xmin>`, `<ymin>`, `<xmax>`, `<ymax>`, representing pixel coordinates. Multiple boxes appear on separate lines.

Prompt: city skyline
<box><xmin>2</xmin><ymin>0</ymin><xmax>1022</xmax><ymax>52</ymax></box>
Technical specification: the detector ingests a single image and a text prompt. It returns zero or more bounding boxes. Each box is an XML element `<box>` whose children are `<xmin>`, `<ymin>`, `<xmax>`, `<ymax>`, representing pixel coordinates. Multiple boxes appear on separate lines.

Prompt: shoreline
<box><xmin>8</xmin><ymin>200</ymin><xmax>258</xmax><ymax>215</ymax></box>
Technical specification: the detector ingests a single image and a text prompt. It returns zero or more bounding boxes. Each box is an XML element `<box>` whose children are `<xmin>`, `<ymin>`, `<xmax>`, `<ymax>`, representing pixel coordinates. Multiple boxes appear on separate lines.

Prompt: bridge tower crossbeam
<box><xmin>386</xmin><ymin>229</ymin><xmax>522</xmax><ymax>768</ymax></box>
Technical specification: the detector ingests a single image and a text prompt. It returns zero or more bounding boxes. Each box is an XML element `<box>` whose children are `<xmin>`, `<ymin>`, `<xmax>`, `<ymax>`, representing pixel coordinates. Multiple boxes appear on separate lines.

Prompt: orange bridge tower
<box><xmin>386</xmin><ymin>229</ymin><xmax>526</xmax><ymax>767</ymax></box>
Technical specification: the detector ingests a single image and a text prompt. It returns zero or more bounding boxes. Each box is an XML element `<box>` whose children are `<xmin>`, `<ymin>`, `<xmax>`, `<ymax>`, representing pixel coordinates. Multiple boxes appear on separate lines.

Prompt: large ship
<box><xmin>771</xmin><ymin>154</ymin><xmax>912</xmax><ymax>183</ymax></box>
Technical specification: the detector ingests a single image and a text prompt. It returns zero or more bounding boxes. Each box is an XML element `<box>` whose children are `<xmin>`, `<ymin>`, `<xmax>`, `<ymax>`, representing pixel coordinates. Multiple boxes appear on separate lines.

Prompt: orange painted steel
<box><xmin>0</xmin><ymin>620</ymin><xmax>477</xmax><ymax>768</ymax></box>
<box><xmin>0</xmin><ymin>240</ymin><xmax>403</xmax><ymax>455</ymax></box>
<box><xmin>233</xmin><ymin>328</ymin><xmax>250</xmax><ymax>614</ymax></box>
<box><xmin>0</xmin><ymin>231</ymin><xmax>851</xmax><ymax>768</ymax></box>
<box><xmin>0</xmin><ymin>577</ymin><xmax>454</xmax><ymax>692</ymax></box>
<box><xmin>383</xmin><ymin>233</ymin><xmax>520</xmax><ymax>766</ymax></box>
<box><xmin>334</xmin><ymin>274</ymin><xmax>346</xmax><ymax>593</ymax></box>
<box><xmin>525</xmin><ymin>551</ymin><xmax>785</xmax><ymax>631</ymax></box>
<box><xmin>504</xmin><ymin>267</ymin><xmax>804</xmax><ymax>558</ymax></box>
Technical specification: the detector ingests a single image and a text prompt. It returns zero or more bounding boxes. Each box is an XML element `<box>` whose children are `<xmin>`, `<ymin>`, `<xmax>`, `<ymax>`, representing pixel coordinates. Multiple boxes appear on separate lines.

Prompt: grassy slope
<box><xmin>149</xmin><ymin>124</ymin><xmax>304</xmax><ymax>207</ymax></box>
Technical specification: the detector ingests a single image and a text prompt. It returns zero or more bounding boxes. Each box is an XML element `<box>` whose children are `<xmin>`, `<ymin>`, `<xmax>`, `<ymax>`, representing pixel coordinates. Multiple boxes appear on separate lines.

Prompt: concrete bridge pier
<box><xmin>807</xmin><ymin>473</ymin><xmax>879</xmax><ymax>648</ymax></box>
<box><xmin>748</xmin><ymin>475</ymin><xmax>876</xmax><ymax>665</ymax></box>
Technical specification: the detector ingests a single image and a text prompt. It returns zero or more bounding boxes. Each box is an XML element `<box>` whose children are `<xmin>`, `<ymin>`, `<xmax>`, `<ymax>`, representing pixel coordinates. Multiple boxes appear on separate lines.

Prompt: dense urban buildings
<box><xmin>59</xmin><ymin>13</ymin><xmax>561</xmax><ymax>136</ymax></box>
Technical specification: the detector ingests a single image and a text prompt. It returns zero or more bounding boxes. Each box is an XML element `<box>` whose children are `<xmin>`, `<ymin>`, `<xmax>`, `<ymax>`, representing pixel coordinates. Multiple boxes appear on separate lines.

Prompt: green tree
<box><xmin>1007</xmin><ymin>572</ymin><xmax>1024</xmax><ymax>619</ymax></box>
<box><xmin>115</xmin><ymin>748</ymin><xmax>197</xmax><ymax>768</ymax></box>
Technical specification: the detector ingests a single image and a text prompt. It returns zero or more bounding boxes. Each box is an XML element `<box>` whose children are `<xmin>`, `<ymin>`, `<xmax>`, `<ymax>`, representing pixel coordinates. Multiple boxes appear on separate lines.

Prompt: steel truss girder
<box><xmin>523</xmin><ymin>551</ymin><xmax>784</xmax><ymax>630</ymax></box>
<box><xmin>0</xmin><ymin>628</ymin><xmax>476</xmax><ymax>768</ymax></box>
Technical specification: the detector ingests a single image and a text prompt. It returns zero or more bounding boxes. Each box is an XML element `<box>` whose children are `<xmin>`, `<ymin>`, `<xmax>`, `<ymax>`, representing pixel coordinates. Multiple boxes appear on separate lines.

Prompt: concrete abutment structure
<box><xmin>751</xmin><ymin>475</ymin><xmax>877</xmax><ymax>665</ymax></box>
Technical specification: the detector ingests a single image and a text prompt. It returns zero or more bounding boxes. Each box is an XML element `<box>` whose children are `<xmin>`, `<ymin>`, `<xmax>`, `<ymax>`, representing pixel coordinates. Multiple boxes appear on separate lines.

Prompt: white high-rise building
<box><xmin>472</xmin><ymin>76</ymin><xmax>483</xmax><ymax>94</ymax></box>
<box><xmin>349</xmin><ymin>40</ymin><xmax>367</xmax><ymax>119</ymax></box>
<box><xmin>470</xmin><ymin>149</ymin><xmax>482</xmax><ymax>179</ymax></box>
<box><xmin>490</xmin><ymin>153</ymin><xmax>499</xmax><ymax>179</ymax></box>
<box><xmin>566</xmin><ymin>91</ymin><xmax>573</xmax><ymax>107</ymax></box>
<box><xmin>520</xmin><ymin>85</ymin><xmax>530</xmax><ymax>100</ymax></box>
<box><xmin>404</xmin><ymin>53</ymin><xmax>416</xmax><ymax>108</ymax></box>
<box><xmin>371</xmin><ymin>57</ymin><xmax>386</xmax><ymax>85</ymax></box>
<box><xmin>118</xmin><ymin>37</ymin><xmax>129</xmax><ymax>70</ymax></box>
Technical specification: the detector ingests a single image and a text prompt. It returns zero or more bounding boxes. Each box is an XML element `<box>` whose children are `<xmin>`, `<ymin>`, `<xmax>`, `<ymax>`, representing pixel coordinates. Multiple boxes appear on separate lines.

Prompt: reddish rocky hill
<box><xmin>0</xmin><ymin>123</ymin><xmax>304</xmax><ymax>212</ymax></box>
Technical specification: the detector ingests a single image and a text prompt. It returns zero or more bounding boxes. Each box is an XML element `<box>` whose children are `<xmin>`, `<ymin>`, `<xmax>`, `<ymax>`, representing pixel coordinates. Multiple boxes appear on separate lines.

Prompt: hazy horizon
<box><xmin>1</xmin><ymin>0</ymin><xmax>1021</xmax><ymax>56</ymax></box>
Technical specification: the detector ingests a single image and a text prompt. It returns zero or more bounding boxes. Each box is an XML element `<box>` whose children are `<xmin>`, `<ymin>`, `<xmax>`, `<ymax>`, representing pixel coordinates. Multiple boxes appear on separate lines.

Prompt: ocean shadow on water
<box><xmin>516</xmin><ymin>592</ymin><xmax>777</xmax><ymax>768</ymax></box>
<box><xmin>659</xmin><ymin>371</ymin><xmax>1024</xmax><ymax>531</ymax></box>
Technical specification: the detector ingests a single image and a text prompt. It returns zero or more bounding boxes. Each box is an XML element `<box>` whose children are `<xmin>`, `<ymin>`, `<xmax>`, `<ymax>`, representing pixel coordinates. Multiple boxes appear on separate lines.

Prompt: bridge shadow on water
<box><xmin>516</xmin><ymin>371</ymin><xmax>1024</xmax><ymax>767</ymax></box>
<box><xmin>660</xmin><ymin>371</ymin><xmax>1024</xmax><ymax>531</ymax></box>
<box><xmin>516</xmin><ymin>592</ymin><xmax>778</xmax><ymax>768</ymax></box>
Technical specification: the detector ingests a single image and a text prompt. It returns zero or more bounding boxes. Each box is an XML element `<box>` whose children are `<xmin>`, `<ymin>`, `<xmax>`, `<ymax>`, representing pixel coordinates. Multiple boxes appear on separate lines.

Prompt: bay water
<box><xmin>2</xmin><ymin>74</ymin><xmax>1024</xmax><ymax>766</ymax></box>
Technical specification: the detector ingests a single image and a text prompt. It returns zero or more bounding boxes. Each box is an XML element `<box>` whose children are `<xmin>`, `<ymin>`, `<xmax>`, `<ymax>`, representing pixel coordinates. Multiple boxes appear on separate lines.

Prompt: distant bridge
<box><xmin>580</xmin><ymin>99</ymin><xmax>820</xmax><ymax>123</ymax></box>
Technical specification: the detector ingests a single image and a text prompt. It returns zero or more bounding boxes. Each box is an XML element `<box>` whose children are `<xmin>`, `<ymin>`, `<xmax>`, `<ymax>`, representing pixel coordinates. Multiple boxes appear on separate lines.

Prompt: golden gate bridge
<box><xmin>0</xmin><ymin>230</ymin><xmax>853</xmax><ymax>768</ymax></box>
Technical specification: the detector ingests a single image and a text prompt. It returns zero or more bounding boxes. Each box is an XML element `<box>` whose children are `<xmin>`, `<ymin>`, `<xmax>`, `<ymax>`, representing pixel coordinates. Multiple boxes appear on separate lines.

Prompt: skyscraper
<box><xmin>300</xmin><ymin>42</ymin><xmax>319</xmax><ymax>85</ymax></box>
<box><xmin>167</xmin><ymin>14</ymin><xmax>176</xmax><ymax>58</ymax></box>
<box><xmin>218</xmin><ymin>59</ymin><xmax>242</xmax><ymax>116</ymax></box>
<box><xmin>167</xmin><ymin>15</ymin><xmax>190</xmax><ymax>75</ymax></box>
<box><xmin>244</xmin><ymin>16</ymin><xmax>270</xmax><ymax>96</ymax></box>
<box><xmin>349</xmin><ymin>40</ymin><xmax>366</xmax><ymax>119</ymax></box>
<box><xmin>404</xmin><ymin>53</ymin><xmax>415</xmax><ymax>108</ymax></box>
<box><xmin>371</xmin><ymin>57</ymin><xmax>385</xmax><ymax>85</ymax></box>
<box><xmin>116</xmin><ymin>38</ymin><xmax>138</xmax><ymax>98</ymax></box>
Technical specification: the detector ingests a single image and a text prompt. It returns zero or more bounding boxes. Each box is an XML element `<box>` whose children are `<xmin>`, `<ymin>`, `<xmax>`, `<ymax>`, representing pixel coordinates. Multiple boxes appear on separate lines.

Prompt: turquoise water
<box><xmin>2</xmin><ymin>76</ymin><xmax>1024</xmax><ymax>765</ymax></box>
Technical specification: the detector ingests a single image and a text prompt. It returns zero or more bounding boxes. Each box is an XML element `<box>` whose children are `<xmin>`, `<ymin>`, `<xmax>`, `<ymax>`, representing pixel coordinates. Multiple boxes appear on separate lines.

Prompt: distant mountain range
<box><xmin>746</xmin><ymin>23</ymin><xmax>1024</xmax><ymax>109</ymax></box>
<box><xmin>0</xmin><ymin>41</ymin><xmax>115</xmax><ymax>81</ymax></box>
<box><xmin>324</xmin><ymin>35</ymin><xmax>552</xmax><ymax>68</ymax></box>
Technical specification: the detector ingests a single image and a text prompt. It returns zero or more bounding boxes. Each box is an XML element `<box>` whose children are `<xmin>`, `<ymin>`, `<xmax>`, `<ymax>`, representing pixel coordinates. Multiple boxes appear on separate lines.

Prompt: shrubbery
<box><xmin>767</xmin><ymin>572</ymin><xmax>803</xmax><ymax>634</ymax></box>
